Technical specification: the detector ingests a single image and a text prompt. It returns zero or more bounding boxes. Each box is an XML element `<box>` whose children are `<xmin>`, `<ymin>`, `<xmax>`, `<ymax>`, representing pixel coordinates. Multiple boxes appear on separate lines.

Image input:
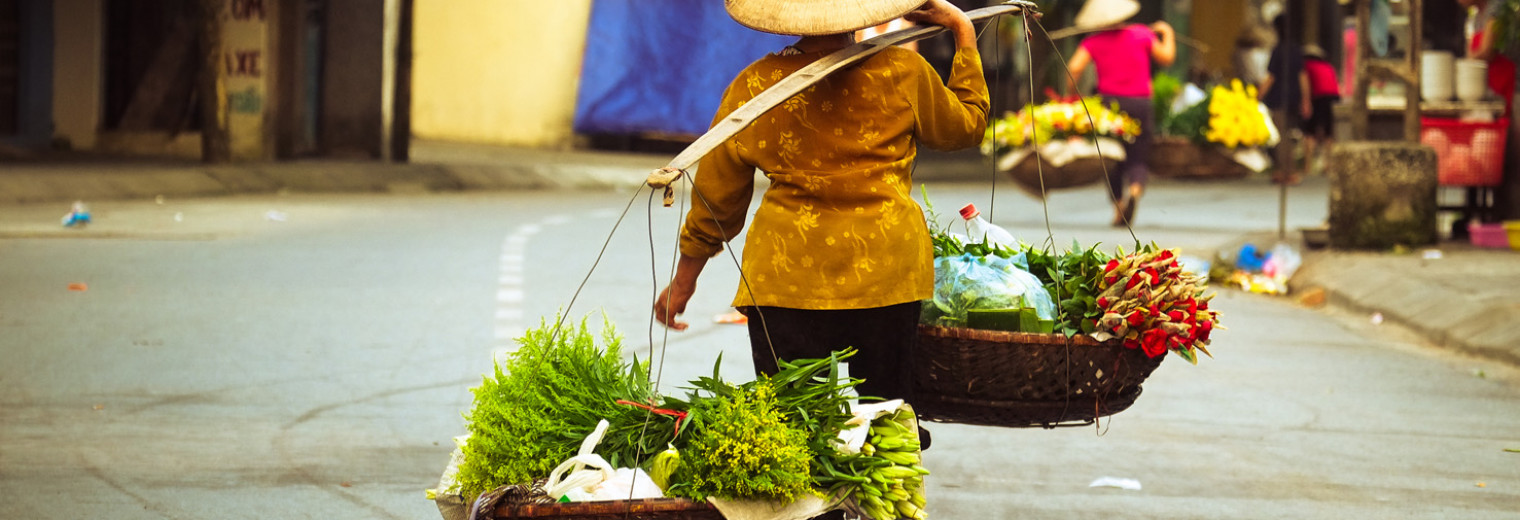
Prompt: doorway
<box><xmin>0</xmin><ymin>0</ymin><xmax>18</xmax><ymax>136</ymax></box>
<box><xmin>102</xmin><ymin>0</ymin><xmax>201</xmax><ymax>134</ymax></box>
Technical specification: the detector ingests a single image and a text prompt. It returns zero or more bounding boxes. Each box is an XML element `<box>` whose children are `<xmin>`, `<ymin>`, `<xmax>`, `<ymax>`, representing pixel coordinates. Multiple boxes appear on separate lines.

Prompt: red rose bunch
<box><xmin>1091</xmin><ymin>249</ymin><xmax>1220</xmax><ymax>364</ymax></box>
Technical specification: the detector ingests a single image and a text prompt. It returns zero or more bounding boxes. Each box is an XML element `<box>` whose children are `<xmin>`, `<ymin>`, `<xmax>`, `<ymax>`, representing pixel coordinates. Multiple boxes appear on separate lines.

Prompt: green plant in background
<box><xmin>453</xmin><ymin>314</ymin><xmax>677</xmax><ymax>502</ymax></box>
<box><xmin>1491</xmin><ymin>0</ymin><xmax>1520</xmax><ymax>57</ymax></box>
<box><xmin>1163</xmin><ymin>89</ymin><xmax>1212</xmax><ymax>144</ymax></box>
<box><xmin>1152</xmin><ymin>72</ymin><xmax>1182</xmax><ymax>134</ymax></box>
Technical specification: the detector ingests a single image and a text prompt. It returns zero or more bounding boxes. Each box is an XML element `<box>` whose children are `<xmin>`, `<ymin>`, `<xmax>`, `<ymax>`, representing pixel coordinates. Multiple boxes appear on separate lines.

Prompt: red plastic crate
<box><xmin>1421</xmin><ymin>117</ymin><xmax>1507</xmax><ymax>187</ymax></box>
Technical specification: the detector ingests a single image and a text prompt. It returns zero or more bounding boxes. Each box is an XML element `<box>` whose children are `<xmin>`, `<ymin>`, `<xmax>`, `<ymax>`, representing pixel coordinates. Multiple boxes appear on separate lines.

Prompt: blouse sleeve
<box><xmin>909</xmin><ymin>46</ymin><xmax>991</xmax><ymax>150</ymax></box>
<box><xmin>678</xmin><ymin>81</ymin><xmax>757</xmax><ymax>259</ymax></box>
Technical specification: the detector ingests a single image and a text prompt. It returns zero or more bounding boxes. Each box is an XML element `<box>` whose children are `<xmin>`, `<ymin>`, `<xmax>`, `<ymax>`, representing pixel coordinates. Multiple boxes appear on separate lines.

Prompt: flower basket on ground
<box><xmin>1152</xmin><ymin>79</ymin><xmax>1275</xmax><ymax>178</ymax></box>
<box><xmin>983</xmin><ymin>97</ymin><xmax>1138</xmax><ymax>195</ymax></box>
<box><xmin>1151</xmin><ymin>137</ymin><xmax>1260</xmax><ymax>179</ymax></box>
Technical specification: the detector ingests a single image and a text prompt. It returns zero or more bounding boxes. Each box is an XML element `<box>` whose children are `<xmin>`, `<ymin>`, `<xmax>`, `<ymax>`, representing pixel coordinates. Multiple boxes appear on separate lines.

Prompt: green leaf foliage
<box><xmin>1162</xmin><ymin>90</ymin><xmax>1213</xmax><ymax>145</ymax></box>
<box><xmin>1021</xmin><ymin>241</ymin><xmax>1112</xmax><ymax>336</ymax></box>
<box><xmin>664</xmin><ymin>350</ymin><xmax>862</xmax><ymax>502</ymax></box>
<box><xmin>664</xmin><ymin>374</ymin><xmax>815</xmax><ymax>502</ymax></box>
<box><xmin>453</xmin><ymin>314</ymin><xmax>677</xmax><ymax>502</ymax></box>
<box><xmin>1152</xmin><ymin>72</ymin><xmax>1182</xmax><ymax>132</ymax></box>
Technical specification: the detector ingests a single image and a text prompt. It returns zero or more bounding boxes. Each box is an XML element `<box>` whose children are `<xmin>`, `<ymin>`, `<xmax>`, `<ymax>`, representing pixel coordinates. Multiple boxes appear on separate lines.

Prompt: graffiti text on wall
<box><xmin>231</xmin><ymin>0</ymin><xmax>266</xmax><ymax>21</ymax></box>
<box><xmin>226</xmin><ymin>51</ymin><xmax>263</xmax><ymax>78</ymax></box>
<box><xmin>229</xmin><ymin>87</ymin><xmax>264</xmax><ymax>114</ymax></box>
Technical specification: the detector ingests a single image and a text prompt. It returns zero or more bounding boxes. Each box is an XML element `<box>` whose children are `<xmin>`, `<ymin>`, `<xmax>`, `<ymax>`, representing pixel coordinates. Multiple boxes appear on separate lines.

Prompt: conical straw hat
<box><xmin>726</xmin><ymin>0</ymin><xmax>929</xmax><ymax>36</ymax></box>
<box><xmin>1073</xmin><ymin>0</ymin><xmax>1140</xmax><ymax>30</ymax></box>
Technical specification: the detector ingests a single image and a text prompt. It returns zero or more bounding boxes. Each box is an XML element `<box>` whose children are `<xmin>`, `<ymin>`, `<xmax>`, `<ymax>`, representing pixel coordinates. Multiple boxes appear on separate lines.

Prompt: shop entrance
<box><xmin>0</xmin><ymin>0</ymin><xmax>18</xmax><ymax>136</ymax></box>
<box><xmin>102</xmin><ymin>0</ymin><xmax>201</xmax><ymax>133</ymax></box>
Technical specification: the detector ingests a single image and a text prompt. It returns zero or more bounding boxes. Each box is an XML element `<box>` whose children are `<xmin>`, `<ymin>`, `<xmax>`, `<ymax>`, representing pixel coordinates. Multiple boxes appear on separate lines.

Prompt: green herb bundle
<box><xmin>453</xmin><ymin>315</ymin><xmax>676</xmax><ymax>502</ymax></box>
<box><xmin>767</xmin><ymin>351</ymin><xmax>865</xmax><ymax>498</ymax></box>
<box><xmin>665</xmin><ymin>374</ymin><xmax>815</xmax><ymax>502</ymax></box>
<box><xmin>665</xmin><ymin>350</ymin><xmax>862</xmax><ymax>502</ymax></box>
<box><xmin>1022</xmin><ymin>240</ymin><xmax>1115</xmax><ymax>336</ymax></box>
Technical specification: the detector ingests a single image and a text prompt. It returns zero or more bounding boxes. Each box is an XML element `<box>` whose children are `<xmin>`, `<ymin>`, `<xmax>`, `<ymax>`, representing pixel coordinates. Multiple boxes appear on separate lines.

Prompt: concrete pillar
<box><xmin>51</xmin><ymin>0</ymin><xmax>102</xmax><ymax>150</ymax></box>
<box><xmin>1328</xmin><ymin>141</ymin><xmax>1440</xmax><ymax>249</ymax></box>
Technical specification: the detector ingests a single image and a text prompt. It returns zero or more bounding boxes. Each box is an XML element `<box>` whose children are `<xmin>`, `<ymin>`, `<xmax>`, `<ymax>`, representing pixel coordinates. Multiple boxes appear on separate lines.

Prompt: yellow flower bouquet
<box><xmin>981</xmin><ymin>96</ymin><xmax>1141</xmax><ymax>194</ymax></box>
<box><xmin>1164</xmin><ymin>79</ymin><xmax>1276</xmax><ymax>149</ymax></box>
<box><xmin>1155</xmin><ymin>79</ymin><xmax>1277</xmax><ymax>176</ymax></box>
<box><xmin>982</xmin><ymin>96</ymin><xmax>1141</xmax><ymax>158</ymax></box>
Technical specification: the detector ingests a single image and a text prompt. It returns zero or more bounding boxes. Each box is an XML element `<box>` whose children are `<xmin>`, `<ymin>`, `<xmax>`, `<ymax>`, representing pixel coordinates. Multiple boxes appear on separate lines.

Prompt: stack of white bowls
<box><xmin>1457</xmin><ymin>58</ymin><xmax>1489</xmax><ymax>102</ymax></box>
<box><xmin>1422</xmin><ymin>50</ymin><xmax>1455</xmax><ymax>102</ymax></box>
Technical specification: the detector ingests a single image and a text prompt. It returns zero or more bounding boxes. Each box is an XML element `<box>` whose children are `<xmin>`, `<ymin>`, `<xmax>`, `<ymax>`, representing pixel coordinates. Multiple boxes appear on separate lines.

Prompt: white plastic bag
<box><xmin>1263</xmin><ymin>242</ymin><xmax>1301</xmax><ymax>280</ymax></box>
<box><xmin>544</xmin><ymin>419</ymin><xmax>665</xmax><ymax>502</ymax></box>
<box><xmin>428</xmin><ymin>435</ymin><xmax>470</xmax><ymax>520</ymax></box>
<box><xmin>1173</xmin><ymin>83</ymin><xmax>1208</xmax><ymax>113</ymax></box>
<box><xmin>586</xmin><ymin>468</ymin><xmax>663</xmax><ymax>501</ymax></box>
<box><xmin>1258</xmin><ymin>102</ymin><xmax>1281</xmax><ymax>147</ymax></box>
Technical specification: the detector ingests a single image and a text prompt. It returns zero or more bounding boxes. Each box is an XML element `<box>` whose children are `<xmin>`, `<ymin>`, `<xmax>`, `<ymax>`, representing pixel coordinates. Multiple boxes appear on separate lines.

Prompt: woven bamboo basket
<box><xmin>491</xmin><ymin>499</ymin><xmax>723</xmax><ymax>520</ymax></box>
<box><xmin>1149</xmin><ymin>138</ymin><xmax>1253</xmax><ymax>179</ymax></box>
<box><xmin>1003</xmin><ymin>155</ymin><xmax>1118</xmax><ymax>194</ymax></box>
<box><xmin>912</xmin><ymin>325</ymin><xmax>1165</xmax><ymax>428</ymax></box>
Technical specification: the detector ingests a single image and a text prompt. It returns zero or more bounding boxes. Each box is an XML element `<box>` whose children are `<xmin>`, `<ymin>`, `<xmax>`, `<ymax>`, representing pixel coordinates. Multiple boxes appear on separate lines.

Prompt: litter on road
<box><xmin>1088</xmin><ymin>476</ymin><xmax>1142</xmax><ymax>491</ymax></box>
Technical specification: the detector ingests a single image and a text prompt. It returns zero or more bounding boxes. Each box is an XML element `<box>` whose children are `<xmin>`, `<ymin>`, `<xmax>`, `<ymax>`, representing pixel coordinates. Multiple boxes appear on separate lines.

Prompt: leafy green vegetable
<box><xmin>454</xmin><ymin>314</ymin><xmax>676</xmax><ymax>502</ymax></box>
<box><xmin>664</xmin><ymin>360</ymin><xmax>817</xmax><ymax>502</ymax></box>
<box><xmin>1022</xmin><ymin>240</ymin><xmax>1116</xmax><ymax>336</ymax></box>
<box><xmin>665</xmin><ymin>350</ymin><xmax>864</xmax><ymax>503</ymax></box>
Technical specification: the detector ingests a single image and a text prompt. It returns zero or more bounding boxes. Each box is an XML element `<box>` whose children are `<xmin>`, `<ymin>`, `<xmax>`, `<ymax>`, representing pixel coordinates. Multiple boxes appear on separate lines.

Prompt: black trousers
<box><xmin>1102</xmin><ymin>95</ymin><xmax>1155</xmax><ymax>201</ymax></box>
<box><xmin>738</xmin><ymin>302</ymin><xmax>920</xmax><ymax>403</ymax></box>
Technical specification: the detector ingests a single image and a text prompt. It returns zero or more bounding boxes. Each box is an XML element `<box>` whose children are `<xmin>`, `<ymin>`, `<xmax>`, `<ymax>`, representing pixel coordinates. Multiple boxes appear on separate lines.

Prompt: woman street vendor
<box><xmin>653</xmin><ymin>0</ymin><xmax>990</xmax><ymax>439</ymax></box>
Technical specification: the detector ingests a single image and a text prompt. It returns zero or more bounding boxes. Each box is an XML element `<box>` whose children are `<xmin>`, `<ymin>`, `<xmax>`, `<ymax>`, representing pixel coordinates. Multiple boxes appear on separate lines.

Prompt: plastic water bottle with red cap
<box><xmin>959</xmin><ymin>203</ymin><xmax>1017</xmax><ymax>249</ymax></box>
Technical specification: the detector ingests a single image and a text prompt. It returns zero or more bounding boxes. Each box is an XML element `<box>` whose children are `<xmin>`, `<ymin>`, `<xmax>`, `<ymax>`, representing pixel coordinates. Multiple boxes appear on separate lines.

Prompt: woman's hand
<box><xmin>1150</xmin><ymin>20</ymin><xmax>1174</xmax><ymax>37</ymax></box>
<box><xmin>905</xmin><ymin>0</ymin><xmax>975</xmax><ymax>48</ymax></box>
<box><xmin>1150</xmin><ymin>20</ymin><xmax>1177</xmax><ymax>66</ymax></box>
<box><xmin>654</xmin><ymin>281</ymin><xmax>696</xmax><ymax>331</ymax></box>
<box><xmin>654</xmin><ymin>254</ymin><xmax>709</xmax><ymax>331</ymax></box>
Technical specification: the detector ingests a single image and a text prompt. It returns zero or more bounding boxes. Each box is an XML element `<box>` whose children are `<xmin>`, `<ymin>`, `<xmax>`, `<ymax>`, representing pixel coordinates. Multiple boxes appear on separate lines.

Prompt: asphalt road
<box><xmin>1</xmin><ymin>178</ymin><xmax>1516</xmax><ymax>519</ymax></box>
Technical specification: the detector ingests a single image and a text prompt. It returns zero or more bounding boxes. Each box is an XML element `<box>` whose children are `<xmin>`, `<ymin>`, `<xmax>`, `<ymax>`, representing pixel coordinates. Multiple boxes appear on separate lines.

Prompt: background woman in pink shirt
<box><xmin>1301</xmin><ymin>44</ymin><xmax>1340</xmax><ymax>175</ymax></box>
<box><xmin>1065</xmin><ymin>0</ymin><xmax>1176</xmax><ymax>226</ymax></box>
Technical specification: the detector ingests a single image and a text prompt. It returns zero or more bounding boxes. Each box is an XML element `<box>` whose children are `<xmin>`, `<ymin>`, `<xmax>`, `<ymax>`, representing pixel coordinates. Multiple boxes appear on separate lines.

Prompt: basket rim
<box><xmin>494</xmin><ymin>498</ymin><xmax>717</xmax><ymax>518</ymax></box>
<box><xmin>917</xmin><ymin>324</ymin><xmax>1115</xmax><ymax>347</ymax></box>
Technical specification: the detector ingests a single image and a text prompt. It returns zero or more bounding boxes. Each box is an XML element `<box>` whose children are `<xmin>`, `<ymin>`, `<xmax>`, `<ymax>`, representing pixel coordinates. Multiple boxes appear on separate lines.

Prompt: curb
<box><xmin>1290</xmin><ymin>249</ymin><xmax>1520</xmax><ymax>368</ymax></box>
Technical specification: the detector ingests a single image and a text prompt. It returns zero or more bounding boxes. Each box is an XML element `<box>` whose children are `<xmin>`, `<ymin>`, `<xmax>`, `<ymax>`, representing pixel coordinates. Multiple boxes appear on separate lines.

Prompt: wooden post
<box><xmin>1350</xmin><ymin>0</ymin><xmax>1370</xmax><ymax>140</ymax></box>
<box><xmin>195</xmin><ymin>0</ymin><xmax>230</xmax><ymax>163</ymax></box>
<box><xmin>1404</xmin><ymin>0</ymin><xmax>1423</xmax><ymax>143</ymax></box>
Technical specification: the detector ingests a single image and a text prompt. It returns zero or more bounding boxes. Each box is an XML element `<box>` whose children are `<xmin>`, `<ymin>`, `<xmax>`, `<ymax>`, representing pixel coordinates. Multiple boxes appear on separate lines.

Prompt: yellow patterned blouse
<box><xmin>679</xmin><ymin>45</ymin><xmax>989</xmax><ymax>310</ymax></box>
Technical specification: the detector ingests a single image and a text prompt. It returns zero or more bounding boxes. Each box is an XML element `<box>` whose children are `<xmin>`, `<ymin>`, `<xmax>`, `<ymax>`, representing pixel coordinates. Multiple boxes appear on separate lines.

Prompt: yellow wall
<box><xmin>1192</xmin><ymin>0</ymin><xmax>1248</xmax><ymax>77</ymax></box>
<box><xmin>412</xmin><ymin>0</ymin><xmax>593</xmax><ymax>148</ymax></box>
<box><xmin>224</xmin><ymin>0</ymin><xmax>272</xmax><ymax>159</ymax></box>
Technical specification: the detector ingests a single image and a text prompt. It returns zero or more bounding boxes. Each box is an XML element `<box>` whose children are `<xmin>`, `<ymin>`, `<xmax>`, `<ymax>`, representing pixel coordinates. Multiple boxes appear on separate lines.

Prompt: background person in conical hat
<box><xmin>1064</xmin><ymin>0</ymin><xmax>1176</xmax><ymax>226</ymax></box>
<box><xmin>654</xmin><ymin>0</ymin><xmax>989</xmax><ymax>433</ymax></box>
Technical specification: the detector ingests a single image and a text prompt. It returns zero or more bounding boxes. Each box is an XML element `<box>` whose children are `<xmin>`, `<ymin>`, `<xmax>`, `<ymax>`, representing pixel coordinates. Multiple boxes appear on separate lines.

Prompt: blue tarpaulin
<box><xmin>572</xmin><ymin>0</ymin><xmax>793</xmax><ymax>137</ymax></box>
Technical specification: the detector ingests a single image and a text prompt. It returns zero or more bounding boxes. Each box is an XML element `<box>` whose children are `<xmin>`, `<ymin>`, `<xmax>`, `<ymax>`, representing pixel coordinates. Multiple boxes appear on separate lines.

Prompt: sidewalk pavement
<box><xmin>3</xmin><ymin>141</ymin><xmax>1518</xmax><ymax>370</ymax></box>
